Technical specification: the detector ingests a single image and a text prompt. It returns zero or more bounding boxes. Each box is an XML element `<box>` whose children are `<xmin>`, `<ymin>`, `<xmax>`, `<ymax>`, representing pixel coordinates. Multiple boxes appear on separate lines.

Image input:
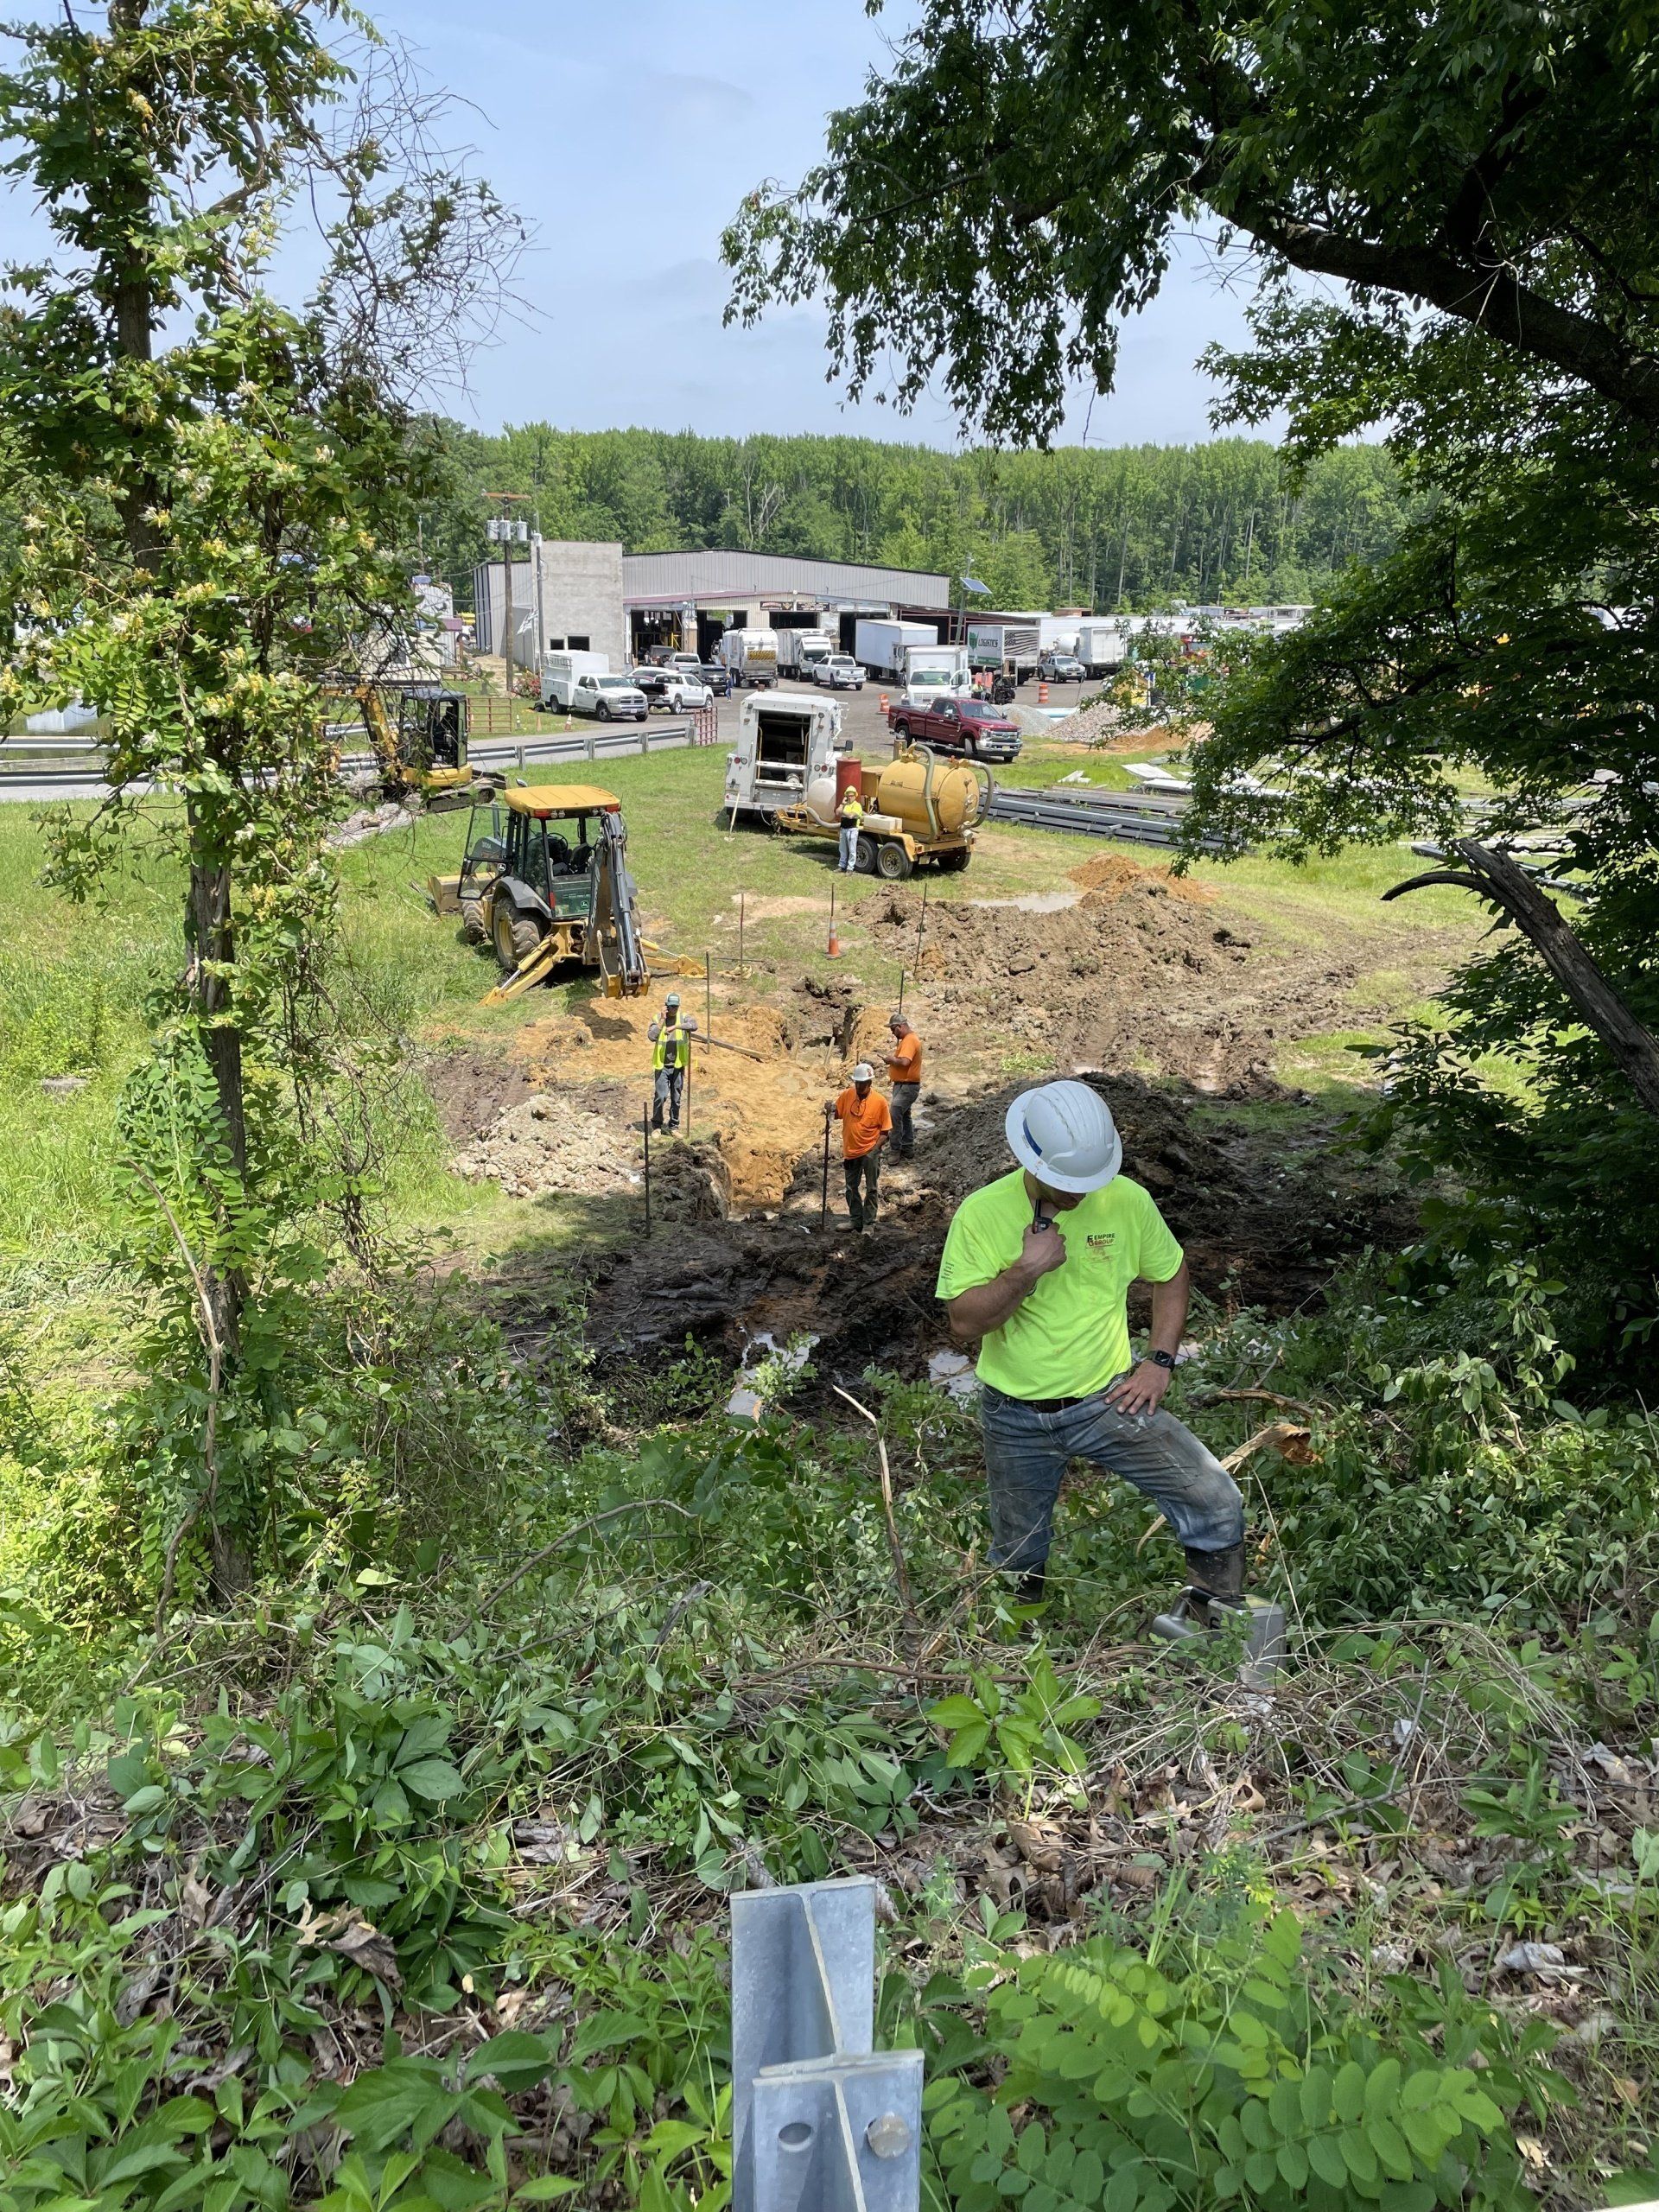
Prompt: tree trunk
<box><xmin>1386</xmin><ymin>839</ymin><xmax>1659</xmax><ymax>1117</ymax></box>
<box><xmin>110</xmin><ymin>0</ymin><xmax>249</xmax><ymax>1592</ymax></box>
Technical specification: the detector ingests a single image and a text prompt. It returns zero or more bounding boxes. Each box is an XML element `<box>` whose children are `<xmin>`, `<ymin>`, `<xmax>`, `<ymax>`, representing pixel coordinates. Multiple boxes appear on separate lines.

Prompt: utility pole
<box><xmin>485</xmin><ymin>492</ymin><xmax>531</xmax><ymax>697</ymax></box>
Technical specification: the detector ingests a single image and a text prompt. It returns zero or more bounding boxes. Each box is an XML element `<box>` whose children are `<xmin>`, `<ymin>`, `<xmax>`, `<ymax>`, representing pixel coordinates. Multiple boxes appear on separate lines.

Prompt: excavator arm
<box><xmin>588</xmin><ymin>810</ymin><xmax>650</xmax><ymax>997</ymax></box>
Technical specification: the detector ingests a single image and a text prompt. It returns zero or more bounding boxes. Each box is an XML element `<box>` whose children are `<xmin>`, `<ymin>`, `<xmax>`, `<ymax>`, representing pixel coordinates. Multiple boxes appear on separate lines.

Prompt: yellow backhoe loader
<box><xmin>429</xmin><ymin>785</ymin><xmax>653</xmax><ymax>1001</ymax></box>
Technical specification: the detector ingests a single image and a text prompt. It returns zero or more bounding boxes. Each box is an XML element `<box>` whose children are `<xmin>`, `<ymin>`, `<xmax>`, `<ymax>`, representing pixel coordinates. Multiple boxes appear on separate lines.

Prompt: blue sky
<box><xmin>379</xmin><ymin>0</ymin><xmax>1258</xmax><ymax>446</ymax></box>
<box><xmin>0</xmin><ymin>1</ymin><xmax>1261</xmax><ymax>448</ymax></box>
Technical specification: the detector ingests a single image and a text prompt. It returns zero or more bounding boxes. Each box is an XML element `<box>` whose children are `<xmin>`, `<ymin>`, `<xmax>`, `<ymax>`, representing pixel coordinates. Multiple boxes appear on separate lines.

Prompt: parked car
<box><xmin>699</xmin><ymin>662</ymin><xmax>735</xmax><ymax>696</ymax></box>
<box><xmin>571</xmin><ymin>671</ymin><xmax>648</xmax><ymax>721</ymax></box>
<box><xmin>1037</xmin><ymin>652</ymin><xmax>1086</xmax><ymax>683</ymax></box>
<box><xmin>630</xmin><ymin>665</ymin><xmax>712</xmax><ymax>713</ymax></box>
<box><xmin>815</xmin><ymin>654</ymin><xmax>865</xmax><ymax>690</ymax></box>
<box><xmin>888</xmin><ymin>693</ymin><xmax>1022</xmax><ymax>763</ymax></box>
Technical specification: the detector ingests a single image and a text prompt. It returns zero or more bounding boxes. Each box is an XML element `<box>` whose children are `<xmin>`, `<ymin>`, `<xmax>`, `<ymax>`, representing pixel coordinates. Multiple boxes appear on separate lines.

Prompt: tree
<box><xmin>0</xmin><ymin>1</ymin><xmax>518</xmax><ymax>1591</ymax></box>
<box><xmin>721</xmin><ymin>0</ymin><xmax>1659</xmax><ymax>1348</ymax></box>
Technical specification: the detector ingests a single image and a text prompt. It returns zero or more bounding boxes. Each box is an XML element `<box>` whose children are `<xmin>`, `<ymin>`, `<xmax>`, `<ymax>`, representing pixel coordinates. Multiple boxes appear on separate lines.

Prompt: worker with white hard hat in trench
<box><xmin>648</xmin><ymin>992</ymin><xmax>696</xmax><ymax>1134</ymax></box>
<box><xmin>936</xmin><ymin>1079</ymin><xmax>1247</xmax><ymax>1617</ymax></box>
<box><xmin>829</xmin><ymin>1062</ymin><xmax>891</xmax><ymax>1233</ymax></box>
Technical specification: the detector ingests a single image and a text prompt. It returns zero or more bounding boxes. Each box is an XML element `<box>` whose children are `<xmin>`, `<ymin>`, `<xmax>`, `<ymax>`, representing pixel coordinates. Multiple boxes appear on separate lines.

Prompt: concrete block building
<box><xmin>474</xmin><ymin>542</ymin><xmax>951</xmax><ymax>674</ymax></box>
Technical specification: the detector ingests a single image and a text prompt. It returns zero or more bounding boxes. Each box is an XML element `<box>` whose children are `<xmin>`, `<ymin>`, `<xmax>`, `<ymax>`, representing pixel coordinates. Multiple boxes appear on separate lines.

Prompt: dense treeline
<box><xmin>415</xmin><ymin>423</ymin><xmax>1406</xmax><ymax>613</ymax></box>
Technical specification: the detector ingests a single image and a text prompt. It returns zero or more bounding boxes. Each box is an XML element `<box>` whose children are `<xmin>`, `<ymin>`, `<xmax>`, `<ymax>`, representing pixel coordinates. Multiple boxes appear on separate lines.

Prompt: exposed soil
<box><xmin>865</xmin><ymin>885</ymin><xmax>1352</xmax><ymax>1092</ymax></box>
<box><xmin>437</xmin><ymin>862</ymin><xmax>1424</xmax><ymax>1390</ymax></box>
<box><xmin>422</xmin><ymin>1047</ymin><xmax>537</xmax><ymax>1143</ymax></box>
<box><xmin>579</xmin><ymin>1071</ymin><xmax>1414</xmax><ymax>1396</ymax></box>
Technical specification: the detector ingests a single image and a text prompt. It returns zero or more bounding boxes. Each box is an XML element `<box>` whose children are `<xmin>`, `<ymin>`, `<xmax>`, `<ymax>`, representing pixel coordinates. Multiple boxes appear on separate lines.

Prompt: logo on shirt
<box><xmin>1085</xmin><ymin>1232</ymin><xmax>1116</xmax><ymax>1251</ymax></box>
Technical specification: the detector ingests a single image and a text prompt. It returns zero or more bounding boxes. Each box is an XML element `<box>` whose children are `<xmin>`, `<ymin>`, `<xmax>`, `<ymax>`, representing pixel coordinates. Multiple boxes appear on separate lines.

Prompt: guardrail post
<box><xmin>732</xmin><ymin>1878</ymin><xmax>922</xmax><ymax>2212</ymax></box>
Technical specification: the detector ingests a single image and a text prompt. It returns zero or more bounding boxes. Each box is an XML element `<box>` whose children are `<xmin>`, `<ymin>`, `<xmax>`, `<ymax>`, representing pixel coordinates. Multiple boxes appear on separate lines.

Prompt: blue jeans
<box><xmin>979</xmin><ymin>1379</ymin><xmax>1243</xmax><ymax>1573</ymax></box>
<box><xmin>838</xmin><ymin>823</ymin><xmax>861</xmax><ymax>871</ymax></box>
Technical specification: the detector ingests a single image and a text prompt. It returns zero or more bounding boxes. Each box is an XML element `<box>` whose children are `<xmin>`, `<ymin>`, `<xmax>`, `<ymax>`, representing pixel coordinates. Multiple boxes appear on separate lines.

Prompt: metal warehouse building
<box><xmin>474</xmin><ymin>541</ymin><xmax>952</xmax><ymax>672</ymax></box>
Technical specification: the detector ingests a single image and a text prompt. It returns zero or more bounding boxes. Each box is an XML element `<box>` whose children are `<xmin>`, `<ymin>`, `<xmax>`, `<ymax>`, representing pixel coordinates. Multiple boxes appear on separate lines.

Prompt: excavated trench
<box><xmin>439</xmin><ymin>862</ymin><xmax>1425</xmax><ymax>1393</ymax></box>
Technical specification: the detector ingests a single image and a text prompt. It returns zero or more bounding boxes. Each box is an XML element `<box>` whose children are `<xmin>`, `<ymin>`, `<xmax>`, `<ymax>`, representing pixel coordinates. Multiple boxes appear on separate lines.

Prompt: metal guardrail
<box><xmin>988</xmin><ymin>784</ymin><xmax>1234</xmax><ymax>853</ymax></box>
<box><xmin>0</xmin><ymin>714</ymin><xmax>715</xmax><ymax>790</ymax></box>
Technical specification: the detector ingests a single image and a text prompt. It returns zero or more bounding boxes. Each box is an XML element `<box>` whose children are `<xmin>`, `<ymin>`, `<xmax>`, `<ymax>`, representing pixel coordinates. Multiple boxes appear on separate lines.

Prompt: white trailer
<box><xmin>855</xmin><ymin>618</ymin><xmax>938</xmax><ymax>679</ymax></box>
<box><xmin>716</xmin><ymin>628</ymin><xmax>779</xmax><ymax>688</ymax></box>
<box><xmin>723</xmin><ymin>690</ymin><xmax>846</xmax><ymax>818</ymax></box>
<box><xmin>965</xmin><ymin>620</ymin><xmax>1042</xmax><ymax>681</ymax></box>
<box><xmin>539</xmin><ymin>649</ymin><xmax>608</xmax><ymax>709</ymax></box>
<box><xmin>773</xmin><ymin>629</ymin><xmax>836</xmax><ymax>679</ymax></box>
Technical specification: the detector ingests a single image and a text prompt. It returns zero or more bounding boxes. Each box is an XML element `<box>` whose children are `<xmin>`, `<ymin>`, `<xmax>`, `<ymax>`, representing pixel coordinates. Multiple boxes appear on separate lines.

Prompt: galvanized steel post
<box><xmin>732</xmin><ymin>1878</ymin><xmax>922</xmax><ymax>2212</ymax></box>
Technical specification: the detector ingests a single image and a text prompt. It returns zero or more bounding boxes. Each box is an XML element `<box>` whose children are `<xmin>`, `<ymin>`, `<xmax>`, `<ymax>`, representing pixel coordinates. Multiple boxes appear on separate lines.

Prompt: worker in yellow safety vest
<box><xmin>648</xmin><ymin>992</ymin><xmax>696</xmax><ymax>1132</ymax></box>
<box><xmin>837</xmin><ymin>783</ymin><xmax>865</xmax><ymax>874</ymax></box>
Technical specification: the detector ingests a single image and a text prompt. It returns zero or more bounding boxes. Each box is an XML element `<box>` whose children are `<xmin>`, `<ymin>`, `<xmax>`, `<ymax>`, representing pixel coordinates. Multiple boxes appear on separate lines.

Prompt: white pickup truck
<box><xmin>569</xmin><ymin>671</ymin><xmax>648</xmax><ymax>721</ymax></box>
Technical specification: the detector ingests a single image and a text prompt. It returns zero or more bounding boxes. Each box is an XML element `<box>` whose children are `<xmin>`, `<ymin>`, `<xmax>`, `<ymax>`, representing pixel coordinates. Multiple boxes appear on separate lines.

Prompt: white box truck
<box><xmin>899</xmin><ymin>642</ymin><xmax>972</xmax><ymax>702</ymax></box>
<box><xmin>855</xmin><ymin>618</ymin><xmax>939</xmax><ymax>680</ymax></box>
<box><xmin>716</xmin><ymin>628</ymin><xmax>779</xmax><ymax>688</ymax></box>
<box><xmin>539</xmin><ymin>650</ymin><xmax>608</xmax><ymax>709</ymax></box>
<box><xmin>773</xmin><ymin>629</ymin><xmax>836</xmax><ymax>680</ymax></box>
<box><xmin>1076</xmin><ymin>620</ymin><xmax>1134</xmax><ymax>677</ymax></box>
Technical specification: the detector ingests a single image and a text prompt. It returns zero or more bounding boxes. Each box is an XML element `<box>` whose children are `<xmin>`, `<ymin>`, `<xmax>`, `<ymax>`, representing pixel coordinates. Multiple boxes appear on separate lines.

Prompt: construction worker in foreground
<box><xmin>836</xmin><ymin>779</ymin><xmax>865</xmax><ymax>873</ymax></box>
<box><xmin>885</xmin><ymin>1013</ymin><xmax>921</xmax><ymax>1160</ymax></box>
<box><xmin>648</xmin><ymin>992</ymin><xmax>696</xmax><ymax>1133</ymax></box>
<box><xmin>830</xmin><ymin>1060</ymin><xmax>891</xmax><ymax>1233</ymax></box>
<box><xmin>937</xmin><ymin>1079</ymin><xmax>1246</xmax><ymax>1613</ymax></box>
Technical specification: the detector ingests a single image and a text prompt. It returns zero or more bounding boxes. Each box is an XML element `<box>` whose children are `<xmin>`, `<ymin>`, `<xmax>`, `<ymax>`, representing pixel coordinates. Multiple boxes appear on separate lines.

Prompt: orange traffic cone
<box><xmin>1038</xmin><ymin>679</ymin><xmax>1050</xmax><ymax>704</ymax></box>
<box><xmin>879</xmin><ymin>691</ymin><xmax>890</xmax><ymax>716</ymax></box>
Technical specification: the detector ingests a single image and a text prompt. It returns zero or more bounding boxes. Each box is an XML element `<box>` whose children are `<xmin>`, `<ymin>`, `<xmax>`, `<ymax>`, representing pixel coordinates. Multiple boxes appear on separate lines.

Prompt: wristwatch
<box><xmin>1144</xmin><ymin>1349</ymin><xmax>1177</xmax><ymax>1371</ymax></box>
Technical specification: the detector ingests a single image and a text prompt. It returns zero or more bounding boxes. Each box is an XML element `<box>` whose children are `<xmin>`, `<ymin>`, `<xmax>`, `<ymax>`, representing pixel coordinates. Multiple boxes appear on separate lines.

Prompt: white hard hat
<box><xmin>1005</xmin><ymin>1080</ymin><xmax>1122</xmax><ymax>1194</ymax></box>
<box><xmin>851</xmin><ymin>1062</ymin><xmax>874</xmax><ymax>1083</ymax></box>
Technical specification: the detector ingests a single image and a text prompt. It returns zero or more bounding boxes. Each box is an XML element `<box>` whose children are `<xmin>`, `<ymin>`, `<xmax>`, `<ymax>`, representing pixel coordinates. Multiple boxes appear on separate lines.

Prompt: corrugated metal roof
<box><xmin>620</xmin><ymin>549</ymin><xmax>950</xmax><ymax>607</ymax></box>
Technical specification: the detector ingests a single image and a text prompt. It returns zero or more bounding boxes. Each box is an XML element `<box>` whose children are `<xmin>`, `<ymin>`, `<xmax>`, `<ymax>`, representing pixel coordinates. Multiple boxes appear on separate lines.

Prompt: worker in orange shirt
<box><xmin>885</xmin><ymin>1013</ymin><xmax>922</xmax><ymax>1160</ymax></box>
<box><xmin>828</xmin><ymin>1061</ymin><xmax>892</xmax><ymax>1233</ymax></box>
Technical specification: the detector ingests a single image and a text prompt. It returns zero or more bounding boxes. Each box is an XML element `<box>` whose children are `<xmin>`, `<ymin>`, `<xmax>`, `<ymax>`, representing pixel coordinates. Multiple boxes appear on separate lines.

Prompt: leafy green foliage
<box><xmin>416</xmin><ymin>420</ymin><xmax>1404</xmax><ymax>620</ymax></box>
<box><xmin>930</xmin><ymin>1649</ymin><xmax>1101</xmax><ymax>1783</ymax></box>
<box><xmin>925</xmin><ymin>1905</ymin><xmax>1548</xmax><ymax>2212</ymax></box>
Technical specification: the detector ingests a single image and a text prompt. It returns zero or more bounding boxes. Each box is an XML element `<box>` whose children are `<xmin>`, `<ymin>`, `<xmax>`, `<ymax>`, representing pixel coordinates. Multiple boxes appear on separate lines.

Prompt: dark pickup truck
<box><xmin>887</xmin><ymin>694</ymin><xmax>1023</xmax><ymax>763</ymax></box>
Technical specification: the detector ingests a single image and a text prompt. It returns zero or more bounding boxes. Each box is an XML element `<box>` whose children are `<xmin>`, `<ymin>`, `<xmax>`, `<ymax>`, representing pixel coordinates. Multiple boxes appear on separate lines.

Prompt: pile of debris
<box><xmin>454</xmin><ymin>1094</ymin><xmax>640</xmax><ymax>1201</ymax></box>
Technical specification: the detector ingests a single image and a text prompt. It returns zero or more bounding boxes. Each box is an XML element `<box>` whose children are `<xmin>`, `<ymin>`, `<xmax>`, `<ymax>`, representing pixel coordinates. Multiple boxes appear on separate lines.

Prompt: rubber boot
<box><xmin>1184</xmin><ymin>1541</ymin><xmax>1246</xmax><ymax>1624</ymax></box>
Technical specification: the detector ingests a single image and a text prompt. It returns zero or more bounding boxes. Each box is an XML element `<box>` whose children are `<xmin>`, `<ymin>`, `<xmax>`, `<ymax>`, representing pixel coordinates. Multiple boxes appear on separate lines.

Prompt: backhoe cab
<box><xmin>433</xmin><ymin>785</ymin><xmax>651</xmax><ymax>1002</ymax></box>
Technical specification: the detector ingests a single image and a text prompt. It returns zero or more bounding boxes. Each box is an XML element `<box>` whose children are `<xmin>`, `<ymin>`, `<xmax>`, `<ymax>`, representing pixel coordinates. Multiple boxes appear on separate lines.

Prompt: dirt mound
<box><xmin>422</xmin><ymin>1048</ymin><xmax>536</xmax><ymax>1142</ymax></box>
<box><xmin>915</xmin><ymin>1072</ymin><xmax>1415</xmax><ymax>1311</ymax></box>
<box><xmin>868</xmin><ymin>887</ymin><xmax>1352</xmax><ymax>1092</ymax></box>
<box><xmin>1068</xmin><ymin>854</ymin><xmax>1213</xmax><ymax>906</ymax></box>
<box><xmin>649</xmin><ymin>1138</ymin><xmax>730</xmax><ymax>1223</ymax></box>
<box><xmin>454</xmin><ymin>1093</ymin><xmax>641</xmax><ymax>1201</ymax></box>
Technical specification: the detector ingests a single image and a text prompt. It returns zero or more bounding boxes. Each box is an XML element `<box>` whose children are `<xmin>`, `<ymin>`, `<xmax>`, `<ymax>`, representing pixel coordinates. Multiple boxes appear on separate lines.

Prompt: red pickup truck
<box><xmin>887</xmin><ymin>694</ymin><xmax>1023</xmax><ymax>764</ymax></box>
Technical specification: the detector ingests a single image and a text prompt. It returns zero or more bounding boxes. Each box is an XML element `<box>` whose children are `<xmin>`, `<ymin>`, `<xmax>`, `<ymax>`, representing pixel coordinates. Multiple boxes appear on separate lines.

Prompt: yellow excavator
<box><xmin>429</xmin><ymin>785</ymin><xmax>658</xmax><ymax>1002</ymax></box>
<box><xmin>340</xmin><ymin>681</ymin><xmax>479</xmax><ymax>807</ymax></box>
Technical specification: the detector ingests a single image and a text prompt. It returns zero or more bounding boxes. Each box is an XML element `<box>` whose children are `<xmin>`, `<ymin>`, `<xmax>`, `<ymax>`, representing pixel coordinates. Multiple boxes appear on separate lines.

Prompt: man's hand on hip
<box><xmin>1104</xmin><ymin>1360</ymin><xmax>1172</xmax><ymax>1416</ymax></box>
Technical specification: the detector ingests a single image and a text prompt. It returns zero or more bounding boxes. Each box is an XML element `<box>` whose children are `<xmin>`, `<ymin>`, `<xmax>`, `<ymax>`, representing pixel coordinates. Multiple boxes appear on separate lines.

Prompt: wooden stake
<box><xmin>705</xmin><ymin>948</ymin><xmax>712</xmax><ymax>1039</ymax></box>
<box><xmin>738</xmin><ymin>890</ymin><xmax>746</xmax><ymax>978</ymax></box>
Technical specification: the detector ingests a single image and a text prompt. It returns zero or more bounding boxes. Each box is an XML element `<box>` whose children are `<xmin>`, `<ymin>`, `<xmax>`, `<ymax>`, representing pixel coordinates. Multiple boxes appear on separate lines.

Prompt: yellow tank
<box><xmin>871</xmin><ymin>750</ymin><xmax>982</xmax><ymax>837</ymax></box>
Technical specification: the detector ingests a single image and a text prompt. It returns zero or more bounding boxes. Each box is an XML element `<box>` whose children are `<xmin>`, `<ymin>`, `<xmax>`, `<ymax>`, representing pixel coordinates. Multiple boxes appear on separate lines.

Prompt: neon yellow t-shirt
<box><xmin>935</xmin><ymin>1168</ymin><xmax>1184</xmax><ymax>1399</ymax></box>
